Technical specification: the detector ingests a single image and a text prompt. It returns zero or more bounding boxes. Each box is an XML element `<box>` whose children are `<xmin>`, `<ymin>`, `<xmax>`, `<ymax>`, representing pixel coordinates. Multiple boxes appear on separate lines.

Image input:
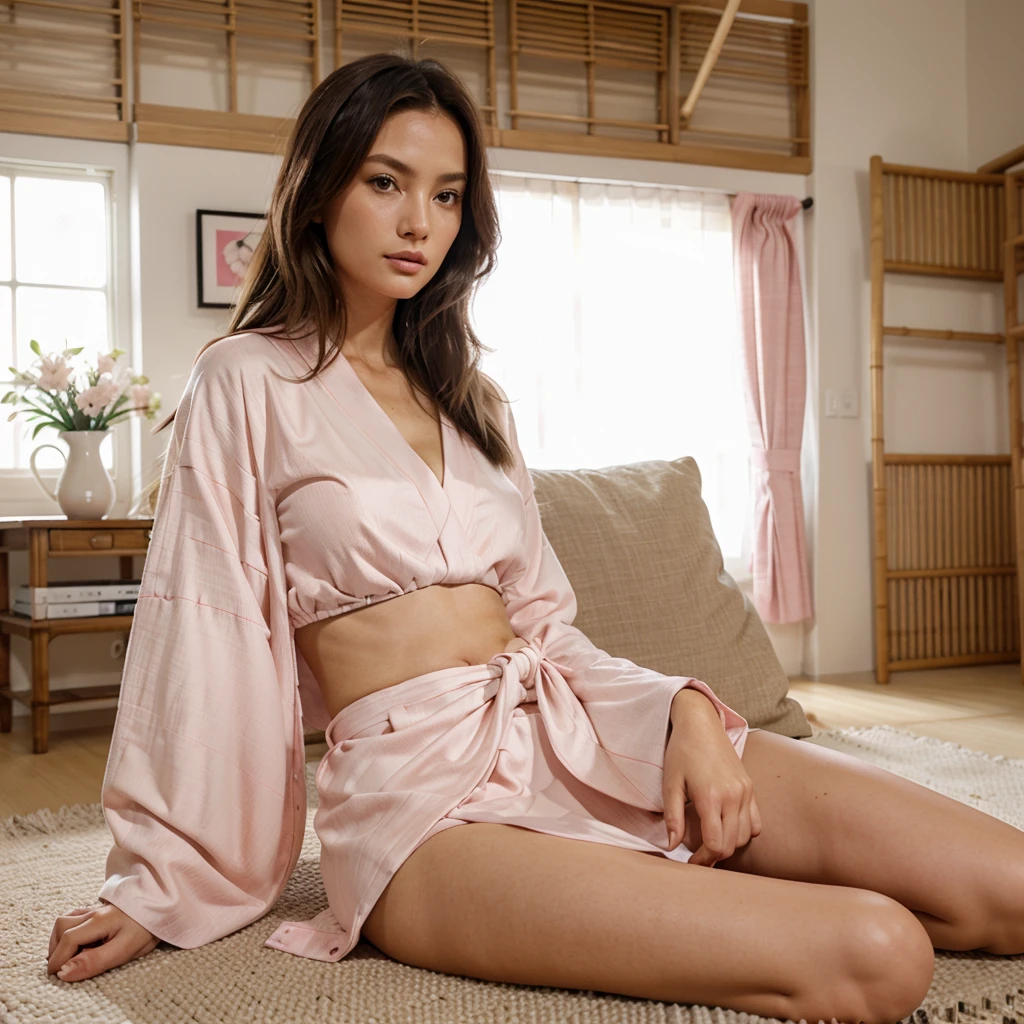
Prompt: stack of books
<box><xmin>12</xmin><ymin>580</ymin><xmax>141</xmax><ymax>621</ymax></box>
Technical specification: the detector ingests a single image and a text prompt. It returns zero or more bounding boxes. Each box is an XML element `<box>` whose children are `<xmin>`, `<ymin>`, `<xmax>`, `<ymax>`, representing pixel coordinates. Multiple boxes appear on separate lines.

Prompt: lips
<box><xmin>385</xmin><ymin>255</ymin><xmax>426</xmax><ymax>273</ymax></box>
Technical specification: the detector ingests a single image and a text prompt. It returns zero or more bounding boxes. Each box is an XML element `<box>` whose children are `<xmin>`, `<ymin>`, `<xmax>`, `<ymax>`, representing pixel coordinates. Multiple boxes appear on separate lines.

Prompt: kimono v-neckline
<box><xmin>331</xmin><ymin>345</ymin><xmax>450</xmax><ymax>493</ymax></box>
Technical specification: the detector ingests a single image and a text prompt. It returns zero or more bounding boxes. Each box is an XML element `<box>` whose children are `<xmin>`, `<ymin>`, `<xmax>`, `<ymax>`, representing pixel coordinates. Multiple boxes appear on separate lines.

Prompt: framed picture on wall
<box><xmin>196</xmin><ymin>208</ymin><xmax>267</xmax><ymax>308</ymax></box>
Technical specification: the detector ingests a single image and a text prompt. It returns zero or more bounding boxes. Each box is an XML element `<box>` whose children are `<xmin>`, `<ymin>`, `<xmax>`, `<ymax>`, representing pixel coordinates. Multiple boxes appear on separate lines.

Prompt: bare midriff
<box><xmin>294</xmin><ymin>581</ymin><xmax>530</xmax><ymax>722</ymax></box>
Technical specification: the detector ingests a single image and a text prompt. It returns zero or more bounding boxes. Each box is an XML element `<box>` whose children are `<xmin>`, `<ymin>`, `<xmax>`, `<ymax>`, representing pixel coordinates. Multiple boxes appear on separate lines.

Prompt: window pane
<box><xmin>472</xmin><ymin>175</ymin><xmax>751</xmax><ymax>564</ymax></box>
<box><xmin>0</xmin><ymin>177</ymin><xmax>10</xmax><ymax>282</ymax></box>
<box><xmin>0</xmin><ymin>285</ymin><xmax>12</xmax><ymax>468</ymax></box>
<box><xmin>16</xmin><ymin>286</ymin><xmax>108</xmax><ymax>368</ymax></box>
<box><xmin>15</xmin><ymin>177</ymin><xmax>107</xmax><ymax>288</ymax></box>
<box><xmin>15</xmin><ymin>286</ymin><xmax>112</xmax><ymax>471</ymax></box>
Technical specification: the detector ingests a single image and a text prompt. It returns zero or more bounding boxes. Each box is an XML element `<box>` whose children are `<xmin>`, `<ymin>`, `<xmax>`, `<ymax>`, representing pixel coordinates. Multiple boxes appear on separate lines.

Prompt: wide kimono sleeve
<box><xmin>492</xmin><ymin>381</ymin><xmax>749</xmax><ymax>764</ymax></box>
<box><xmin>97</xmin><ymin>341</ymin><xmax>303</xmax><ymax>950</ymax></box>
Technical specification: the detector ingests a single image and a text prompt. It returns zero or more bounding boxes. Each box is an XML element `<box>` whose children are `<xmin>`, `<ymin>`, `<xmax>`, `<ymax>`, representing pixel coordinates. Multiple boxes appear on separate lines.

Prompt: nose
<box><xmin>398</xmin><ymin>190</ymin><xmax>430</xmax><ymax>241</ymax></box>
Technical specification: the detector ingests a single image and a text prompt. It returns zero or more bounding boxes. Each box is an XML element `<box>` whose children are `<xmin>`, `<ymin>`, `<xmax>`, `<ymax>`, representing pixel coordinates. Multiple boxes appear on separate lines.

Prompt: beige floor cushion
<box><xmin>531</xmin><ymin>456</ymin><xmax>812</xmax><ymax>738</ymax></box>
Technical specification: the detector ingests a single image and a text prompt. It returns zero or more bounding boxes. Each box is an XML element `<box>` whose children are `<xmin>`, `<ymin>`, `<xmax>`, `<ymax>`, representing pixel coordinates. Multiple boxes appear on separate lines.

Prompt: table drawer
<box><xmin>49</xmin><ymin>528</ymin><xmax>152</xmax><ymax>553</ymax></box>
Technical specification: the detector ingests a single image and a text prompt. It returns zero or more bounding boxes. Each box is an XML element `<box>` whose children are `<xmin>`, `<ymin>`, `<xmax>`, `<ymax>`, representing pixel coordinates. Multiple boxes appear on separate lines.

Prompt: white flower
<box><xmin>36</xmin><ymin>355</ymin><xmax>72</xmax><ymax>393</ymax></box>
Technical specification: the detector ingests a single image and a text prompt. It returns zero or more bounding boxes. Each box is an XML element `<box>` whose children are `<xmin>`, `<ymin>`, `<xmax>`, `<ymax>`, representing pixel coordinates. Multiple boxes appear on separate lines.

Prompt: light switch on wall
<box><xmin>825</xmin><ymin>389</ymin><xmax>839</xmax><ymax>417</ymax></box>
<box><xmin>839</xmin><ymin>388</ymin><xmax>859</xmax><ymax>418</ymax></box>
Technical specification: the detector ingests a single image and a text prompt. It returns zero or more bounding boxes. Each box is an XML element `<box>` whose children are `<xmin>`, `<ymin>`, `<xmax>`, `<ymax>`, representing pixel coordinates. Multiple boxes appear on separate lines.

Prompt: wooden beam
<box><xmin>978</xmin><ymin>142</ymin><xmax>1024</xmax><ymax>175</ymax></box>
<box><xmin>679</xmin><ymin>0</ymin><xmax>741</xmax><ymax>126</ymax></box>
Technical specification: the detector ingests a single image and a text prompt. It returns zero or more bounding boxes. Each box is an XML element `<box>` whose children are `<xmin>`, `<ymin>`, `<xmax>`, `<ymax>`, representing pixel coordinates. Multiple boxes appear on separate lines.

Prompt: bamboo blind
<box><xmin>884</xmin><ymin>457</ymin><xmax>1018</xmax><ymax>669</ymax></box>
<box><xmin>677</xmin><ymin>2</ymin><xmax>808</xmax><ymax>157</ymax></box>
<box><xmin>880</xmin><ymin>163</ymin><xmax>1006</xmax><ymax>281</ymax></box>
<box><xmin>333</xmin><ymin>0</ymin><xmax>497</xmax><ymax>134</ymax></box>
<box><xmin>131</xmin><ymin>0</ymin><xmax>320</xmax><ymax>152</ymax></box>
<box><xmin>505</xmin><ymin>0</ymin><xmax>809</xmax><ymax>174</ymax></box>
<box><xmin>870</xmin><ymin>155</ymin><xmax>1022</xmax><ymax>683</ymax></box>
<box><xmin>0</xmin><ymin>0</ymin><xmax>130</xmax><ymax>142</ymax></box>
<box><xmin>0</xmin><ymin>0</ymin><xmax>809</xmax><ymax>169</ymax></box>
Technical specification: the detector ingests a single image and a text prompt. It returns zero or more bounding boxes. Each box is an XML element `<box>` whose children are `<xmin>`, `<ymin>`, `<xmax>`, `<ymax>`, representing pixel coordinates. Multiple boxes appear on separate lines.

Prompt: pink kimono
<box><xmin>98</xmin><ymin>321</ymin><xmax>750</xmax><ymax>963</ymax></box>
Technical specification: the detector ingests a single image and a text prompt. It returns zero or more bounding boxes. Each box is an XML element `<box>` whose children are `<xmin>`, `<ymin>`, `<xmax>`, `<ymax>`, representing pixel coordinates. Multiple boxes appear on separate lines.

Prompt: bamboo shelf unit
<box><xmin>870</xmin><ymin>155</ymin><xmax>1024</xmax><ymax>683</ymax></box>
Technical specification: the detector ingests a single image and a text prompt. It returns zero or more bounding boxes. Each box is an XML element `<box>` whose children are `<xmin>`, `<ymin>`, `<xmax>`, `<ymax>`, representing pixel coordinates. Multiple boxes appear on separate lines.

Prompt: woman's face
<box><xmin>315</xmin><ymin>108</ymin><xmax>468</xmax><ymax>307</ymax></box>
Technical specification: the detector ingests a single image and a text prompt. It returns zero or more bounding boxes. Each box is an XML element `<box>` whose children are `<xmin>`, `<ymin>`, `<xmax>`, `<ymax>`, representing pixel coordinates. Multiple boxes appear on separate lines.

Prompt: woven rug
<box><xmin>3</xmin><ymin>723</ymin><xmax>1023</xmax><ymax>1024</ymax></box>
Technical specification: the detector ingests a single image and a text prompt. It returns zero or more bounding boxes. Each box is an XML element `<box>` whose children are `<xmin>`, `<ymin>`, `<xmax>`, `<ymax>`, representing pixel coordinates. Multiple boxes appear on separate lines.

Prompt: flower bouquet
<box><xmin>1</xmin><ymin>339</ymin><xmax>162</xmax><ymax>519</ymax></box>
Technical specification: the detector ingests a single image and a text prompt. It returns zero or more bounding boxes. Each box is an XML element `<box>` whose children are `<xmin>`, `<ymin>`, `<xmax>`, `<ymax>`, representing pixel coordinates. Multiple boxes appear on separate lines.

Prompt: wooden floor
<box><xmin>2</xmin><ymin>663</ymin><xmax>1022</xmax><ymax>820</ymax></box>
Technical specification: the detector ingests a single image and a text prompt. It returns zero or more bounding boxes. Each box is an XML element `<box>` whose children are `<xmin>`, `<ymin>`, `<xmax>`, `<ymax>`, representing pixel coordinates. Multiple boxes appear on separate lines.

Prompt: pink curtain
<box><xmin>731</xmin><ymin>193</ymin><xmax>812</xmax><ymax>624</ymax></box>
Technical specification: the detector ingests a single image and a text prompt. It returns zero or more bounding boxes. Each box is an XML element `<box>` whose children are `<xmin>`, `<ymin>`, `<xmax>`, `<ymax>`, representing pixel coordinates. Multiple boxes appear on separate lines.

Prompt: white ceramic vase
<box><xmin>29</xmin><ymin>429</ymin><xmax>116</xmax><ymax>520</ymax></box>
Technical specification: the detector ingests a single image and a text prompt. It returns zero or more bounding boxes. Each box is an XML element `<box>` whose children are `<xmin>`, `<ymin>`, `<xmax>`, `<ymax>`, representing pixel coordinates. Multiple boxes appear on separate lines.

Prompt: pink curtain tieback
<box><xmin>750</xmin><ymin>448</ymin><xmax>801</xmax><ymax>474</ymax></box>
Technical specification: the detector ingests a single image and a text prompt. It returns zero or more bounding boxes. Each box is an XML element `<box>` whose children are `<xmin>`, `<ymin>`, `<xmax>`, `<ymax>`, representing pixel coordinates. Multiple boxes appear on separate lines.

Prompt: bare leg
<box><xmin>363</xmin><ymin>821</ymin><xmax>934</xmax><ymax>1023</ymax></box>
<box><xmin>714</xmin><ymin>729</ymin><xmax>1024</xmax><ymax>955</ymax></box>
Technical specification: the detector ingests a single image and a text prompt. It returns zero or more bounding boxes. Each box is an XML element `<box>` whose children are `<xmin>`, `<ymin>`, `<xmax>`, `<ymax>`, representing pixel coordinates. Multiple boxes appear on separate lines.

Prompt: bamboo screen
<box><xmin>884</xmin><ymin>457</ymin><xmax>1018</xmax><ymax>669</ymax></box>
<box><xmin>332</xmin><ymin>0</ymin><xmax>497</xmax><ymax>136</ymax></box>
<box><xmin>879</xmin><ymin>164</ymin><xmax>1006</xmax><ymax>281</ymax></box>
<box><xmin>0</xmin><ymin>0</ymin><xmax>130</xmax><ymax>142</ymax></box>
<box><xmin>131</xmin><ymin>0</ymin><xmax>321</xmax><ymax>152</ymax></box>
<box><xmin>870</xmin><ymin>156</ymin><xmax>1021</xmax><ymax>682</ymax></box>
<box><xmin>506</xmin><ymin>0</ymin><xmax>808</xmax><ymax>174</ymax></box>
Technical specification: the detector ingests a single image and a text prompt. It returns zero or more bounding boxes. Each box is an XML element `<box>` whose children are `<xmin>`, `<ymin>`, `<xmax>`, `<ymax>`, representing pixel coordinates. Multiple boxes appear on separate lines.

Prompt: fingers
<box><xmin>55</xmin><ymin>931</ymin><xmax>157</xmax><ymax>983</ymax></box>
<box><xmin>48</xmin><ymin>908</ymin><xmax>97</xmax><ymax>958</ymax></box>
<box><xmin>48</xmin><ymin>913</ymin><xmax>115</xmax><ymax>980</ymax></box>
<box><xmin>662</xmin><ymin>770</ymin><xmax>687</xmax><ymax>852</ymax></box>
<box><xmin>750</xmin><ymin>792</ymin><xmax>763</xmax><ymax>836</ymax></box>
<box><xmin>688</xmin><ymin>782</ymin><xmax>756</xmax><ymax>867</ymax></box>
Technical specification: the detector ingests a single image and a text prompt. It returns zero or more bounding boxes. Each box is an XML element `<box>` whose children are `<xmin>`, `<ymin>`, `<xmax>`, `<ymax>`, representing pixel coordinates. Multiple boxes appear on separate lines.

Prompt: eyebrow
<box><xmin>365</xmin><ymin>153</ymin><xmax>468</xmax><ymax>185</ymax></box>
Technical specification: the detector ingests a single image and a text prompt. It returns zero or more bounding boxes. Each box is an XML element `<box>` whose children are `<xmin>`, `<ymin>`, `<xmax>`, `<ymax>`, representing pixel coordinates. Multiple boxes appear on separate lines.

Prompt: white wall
<box><xmin>966</xmin><ymin>0</ymin><xmax>1024</xmax><ymax>170</ymax></box>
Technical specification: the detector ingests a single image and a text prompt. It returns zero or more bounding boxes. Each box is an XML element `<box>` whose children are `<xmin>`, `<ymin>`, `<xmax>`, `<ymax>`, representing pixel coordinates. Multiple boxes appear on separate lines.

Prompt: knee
<box><xmin>836</xmin><ymin>893</ymin><xmax>935</xmax><ymax>1024</ymax></box>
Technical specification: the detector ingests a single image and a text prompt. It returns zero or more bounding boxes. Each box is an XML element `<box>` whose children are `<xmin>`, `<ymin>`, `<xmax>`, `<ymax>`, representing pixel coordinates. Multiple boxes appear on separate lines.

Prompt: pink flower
<box><xmin>130</xmin><ymin>383</ymin><xmax>151</xmax><ymax>415</ymax></box>
<box><xmin>97</xmin><ymin>352</ymin><xmax>117</xmax><ymax>375</ymax></box>
<box><xmin>36</xmin><ymin>355</ymin><xmax>72</xmax><ymax>393</ymax></box>
<box><xmin>76</xmin><ymin>379</ymin><xmax>120</xmax><ymax>418</ymax></box>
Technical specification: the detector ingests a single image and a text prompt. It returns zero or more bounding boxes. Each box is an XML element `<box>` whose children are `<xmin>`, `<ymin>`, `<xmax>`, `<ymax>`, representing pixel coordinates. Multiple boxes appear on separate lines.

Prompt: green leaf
<box><xmin>19</xmin><ymin>394</ymin><xmax>62</xmax><ymax>419</ymax></box>
<box><xmin>29</xmin><ymin>339</ymin><xmax>41</xmax><ymax>357</ymax></box>
<box><xmin>106</xmin><ymin>394</ymin><xmax>129</xmax><ymax>418</ymax></box>
<box><xmin>65</xmin><ymin>346</ymin><xmax>84</xmax><ymax>355</ymax></box>
<box><xmin>45</xmin><ymin>392</ymin><xmax>78</xmax><ymax>431</ymax></box>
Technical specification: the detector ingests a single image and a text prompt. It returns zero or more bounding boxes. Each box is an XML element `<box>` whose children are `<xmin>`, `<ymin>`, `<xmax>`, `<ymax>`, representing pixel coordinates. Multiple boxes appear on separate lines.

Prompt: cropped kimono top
<box><xmin>274</xmin><ymin>326</ymin><xmax>524</xmax><ymax>631</ymax></box>
<box><xmin>96</xmin><ymin>320</ymin><xmax>745</xmax><ymax>956</ymax></box>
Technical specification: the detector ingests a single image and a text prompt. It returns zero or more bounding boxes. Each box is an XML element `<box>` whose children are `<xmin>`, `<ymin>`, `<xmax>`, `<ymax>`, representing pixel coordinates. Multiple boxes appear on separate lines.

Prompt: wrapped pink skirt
<box><xmin>266</xmin><ymin>635</ymin><xmax>752</xmax><ymax>962</ymax></box>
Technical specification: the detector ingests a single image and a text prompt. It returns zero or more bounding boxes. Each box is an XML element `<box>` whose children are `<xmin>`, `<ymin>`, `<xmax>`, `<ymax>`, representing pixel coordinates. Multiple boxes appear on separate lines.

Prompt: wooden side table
<box><xmin>0</xmin><ymin>516</ymin><xmax>153</xmax><ymax>754</ymax></box>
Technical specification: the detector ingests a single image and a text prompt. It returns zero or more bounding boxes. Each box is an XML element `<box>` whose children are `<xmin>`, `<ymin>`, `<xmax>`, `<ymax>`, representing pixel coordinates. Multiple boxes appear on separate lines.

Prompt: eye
<box><xmin>369</xmin><ymin>174</ymin><xmax>462</xmax><ymax>206</ymax></box>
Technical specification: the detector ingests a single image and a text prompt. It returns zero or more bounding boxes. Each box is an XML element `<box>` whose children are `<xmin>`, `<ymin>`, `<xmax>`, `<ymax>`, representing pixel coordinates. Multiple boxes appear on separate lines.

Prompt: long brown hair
<box><xmin>154</xmin><ymin>52</ymin><xmax>513</xmax><ymax>470</ymax></box>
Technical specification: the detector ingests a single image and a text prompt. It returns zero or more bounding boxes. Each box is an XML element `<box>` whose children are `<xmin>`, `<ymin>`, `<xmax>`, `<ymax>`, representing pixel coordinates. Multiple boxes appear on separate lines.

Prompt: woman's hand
<box><xmin>663</xmin><ymin>689</ymin><xmax>762</xmax><ymax>867</ymax></box>
<box><xmin>47</xmin><ymin>900</ymin><xmax>160</xmax><ymax>983</ymax></box>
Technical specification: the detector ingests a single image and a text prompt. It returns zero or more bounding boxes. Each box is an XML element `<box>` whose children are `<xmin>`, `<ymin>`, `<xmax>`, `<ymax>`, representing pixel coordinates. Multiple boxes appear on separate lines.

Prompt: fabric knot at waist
<box><xmin>489</xmin><ymin>635</ymin><xmax>542</xmax><ymax>705</ymax></box>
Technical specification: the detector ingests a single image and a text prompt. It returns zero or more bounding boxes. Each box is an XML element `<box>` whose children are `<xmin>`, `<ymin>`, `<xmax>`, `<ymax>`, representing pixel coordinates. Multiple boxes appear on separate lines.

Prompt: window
<box><xmin>0</xmin><ymin>166</ymin><xmax>116</xmax><ymax>473</ymax></box>
<box><xmin>471</xmin><ymin>172</ymin><xmax>752</xmax><ymax>580</ymax></box>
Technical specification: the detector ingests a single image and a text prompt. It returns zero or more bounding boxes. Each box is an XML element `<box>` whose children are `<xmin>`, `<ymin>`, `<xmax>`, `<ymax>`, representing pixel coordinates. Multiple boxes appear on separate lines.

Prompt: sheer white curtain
<box><xmin>470</xmin><ymin>172</ymin><xmax>752</xmax><ymax>581</ymax></box>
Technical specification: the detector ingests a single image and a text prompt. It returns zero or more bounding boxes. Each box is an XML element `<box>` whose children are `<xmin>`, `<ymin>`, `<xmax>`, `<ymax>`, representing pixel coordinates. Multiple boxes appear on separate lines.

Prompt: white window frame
<box><xmin>0</xmin><ymin>135</ymin><xmax>136</xmax><ymax>519</ymax></box>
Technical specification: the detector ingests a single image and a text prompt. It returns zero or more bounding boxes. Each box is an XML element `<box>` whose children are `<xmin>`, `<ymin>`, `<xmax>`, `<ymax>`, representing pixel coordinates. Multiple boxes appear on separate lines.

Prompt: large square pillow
<box><xmin>529</xmin><ymin>456</ymin><xmax>812</xmax><ymax>738</ymax></box>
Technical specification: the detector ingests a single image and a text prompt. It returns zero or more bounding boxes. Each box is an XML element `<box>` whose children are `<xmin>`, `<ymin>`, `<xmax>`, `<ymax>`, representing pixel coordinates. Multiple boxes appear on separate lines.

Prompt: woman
<box><xmin>47</xmin><ymin>53</ymin><xmax>1024</xmax><ymax>1021</ymax></box>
